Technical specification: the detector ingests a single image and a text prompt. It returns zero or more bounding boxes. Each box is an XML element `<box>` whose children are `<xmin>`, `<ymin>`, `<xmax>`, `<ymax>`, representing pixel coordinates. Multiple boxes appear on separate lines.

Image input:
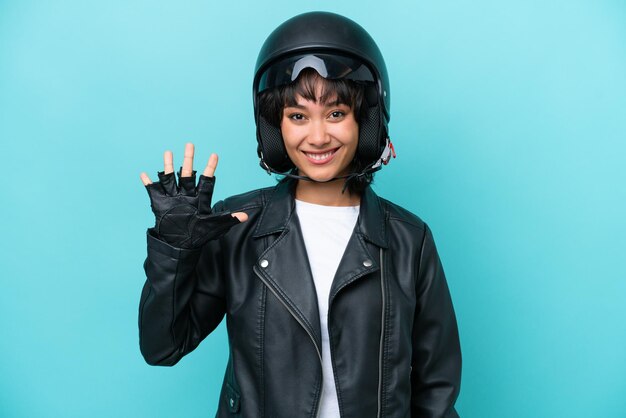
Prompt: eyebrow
<box><xmin>285</xmin><ymin>100</ymin><xmax>345</xmax><ymax>109</ymax></box>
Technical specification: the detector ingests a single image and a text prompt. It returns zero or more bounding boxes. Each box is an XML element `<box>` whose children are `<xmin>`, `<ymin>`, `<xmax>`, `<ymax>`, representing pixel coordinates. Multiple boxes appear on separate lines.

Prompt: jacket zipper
<box><xmin>253</xmin><ymin>266</ymin><xmax>324</xmax><ymax>418</ymax></box>
<box><xmin>377</xmin><ymin>248</ymin><xmax>385</xmax><ymax>418</ymax></box>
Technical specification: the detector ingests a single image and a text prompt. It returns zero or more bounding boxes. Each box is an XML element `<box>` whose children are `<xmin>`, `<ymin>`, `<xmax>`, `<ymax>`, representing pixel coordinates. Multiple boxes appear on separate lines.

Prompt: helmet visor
<box><xmin>257</xmin><ymin>53</ymin><xmax>375</xmax><ymax>92</ymax></box>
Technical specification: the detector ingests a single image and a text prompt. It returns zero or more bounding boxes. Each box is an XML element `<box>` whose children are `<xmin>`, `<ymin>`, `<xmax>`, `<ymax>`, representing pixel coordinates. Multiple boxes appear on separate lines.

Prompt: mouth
<box><xmin>302</xmin><ymin>147</ymin><xmax>340</xmax><ymax>165</ymax></box>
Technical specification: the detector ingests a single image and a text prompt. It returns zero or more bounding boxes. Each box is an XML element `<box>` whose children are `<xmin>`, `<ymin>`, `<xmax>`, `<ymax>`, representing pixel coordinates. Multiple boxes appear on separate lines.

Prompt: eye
<box><xmin>329</xmin><ymin>111</ymin><xmax>345</xmax><ymax>119</ymax></box>
<box><xmin>288</xmin><ymin>113</ymin><xmax>305</xmax><ymax>121</ymax></box>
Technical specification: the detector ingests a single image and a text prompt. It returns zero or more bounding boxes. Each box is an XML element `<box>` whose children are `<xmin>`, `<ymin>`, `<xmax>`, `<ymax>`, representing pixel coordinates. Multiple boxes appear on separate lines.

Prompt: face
<box><xmin>281</xmin><ymin>87</ymin><xmax>359</xmax><ymax>183</ymax></box>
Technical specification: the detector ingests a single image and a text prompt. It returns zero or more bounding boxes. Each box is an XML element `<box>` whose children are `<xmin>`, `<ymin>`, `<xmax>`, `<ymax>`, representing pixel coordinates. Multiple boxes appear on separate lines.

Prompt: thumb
<box><xmin>231</xmin><ymin>212</ymin><xmax>248</xmax><ymax>223</ymax></box>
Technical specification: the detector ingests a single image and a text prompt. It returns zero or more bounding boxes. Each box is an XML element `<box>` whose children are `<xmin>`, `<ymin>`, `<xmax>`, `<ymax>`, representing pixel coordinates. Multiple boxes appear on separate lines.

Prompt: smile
<box><xmin>302</xmin><ymin>148</ymin><xmax>339</xmax><ymax>164</ymax></box>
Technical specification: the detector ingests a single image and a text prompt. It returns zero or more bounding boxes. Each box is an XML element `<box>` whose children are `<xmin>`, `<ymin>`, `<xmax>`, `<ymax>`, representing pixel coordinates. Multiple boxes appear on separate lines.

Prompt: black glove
<box><xmin>145</xmin><ymin>169</ymin><xmax>240</xmax><ymax>249</ymax></box>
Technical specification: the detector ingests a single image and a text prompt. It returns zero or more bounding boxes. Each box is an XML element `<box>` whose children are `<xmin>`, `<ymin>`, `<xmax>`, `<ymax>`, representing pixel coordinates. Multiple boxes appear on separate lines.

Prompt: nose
<box><xmin>306</xmin><ymin>119</ymin><xmax>331</xmax><ymax>147</ymax></box>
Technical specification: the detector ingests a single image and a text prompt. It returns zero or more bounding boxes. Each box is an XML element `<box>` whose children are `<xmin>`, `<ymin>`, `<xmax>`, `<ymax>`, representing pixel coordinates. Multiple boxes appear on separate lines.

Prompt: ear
<box><xmin>357</xmin><ymin>102</ymin><xmax>384</xmax><ymax>164</ymax></box>
<box><xmin>257</xmin><ymin>115</ymin><xmax>295</xmax><ymax>173</ymax></box>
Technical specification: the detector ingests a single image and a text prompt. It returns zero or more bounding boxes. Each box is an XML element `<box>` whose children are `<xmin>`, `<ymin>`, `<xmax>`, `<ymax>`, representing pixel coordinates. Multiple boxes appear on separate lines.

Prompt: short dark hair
<box><xmin>257</xmin><ymin>68</ymin><xmax>374</xmax><ymax>194</ymax></box>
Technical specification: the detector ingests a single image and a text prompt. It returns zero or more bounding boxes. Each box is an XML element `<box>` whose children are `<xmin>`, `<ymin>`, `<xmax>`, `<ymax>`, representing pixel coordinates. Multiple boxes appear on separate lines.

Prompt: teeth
<box><xmin>305</xmin><ymin>150</ymin><xmax>334</xmax><ymax>160</ymax></box>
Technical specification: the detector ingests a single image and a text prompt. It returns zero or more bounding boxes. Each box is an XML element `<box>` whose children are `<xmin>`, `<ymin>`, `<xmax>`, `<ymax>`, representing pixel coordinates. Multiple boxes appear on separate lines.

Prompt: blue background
<box><xmin>1</xmin><ymin>1</ymin><xmax>625</xmax><ymax>417</ymax></box>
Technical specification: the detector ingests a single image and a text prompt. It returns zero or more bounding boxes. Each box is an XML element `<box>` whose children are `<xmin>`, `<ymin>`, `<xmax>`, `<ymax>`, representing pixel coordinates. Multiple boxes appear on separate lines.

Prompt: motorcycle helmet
<box><xmin>253</xmin><ymin>11</ymin><xmax>393</xmax><ymax>177</ymax></box>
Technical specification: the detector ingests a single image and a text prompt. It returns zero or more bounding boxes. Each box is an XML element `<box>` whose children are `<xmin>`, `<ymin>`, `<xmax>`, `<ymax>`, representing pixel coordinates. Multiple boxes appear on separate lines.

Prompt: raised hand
<box><xmin>140</xmin><ymin>143</ymin><xmax>248</xmax><ymax>249</ymax></box>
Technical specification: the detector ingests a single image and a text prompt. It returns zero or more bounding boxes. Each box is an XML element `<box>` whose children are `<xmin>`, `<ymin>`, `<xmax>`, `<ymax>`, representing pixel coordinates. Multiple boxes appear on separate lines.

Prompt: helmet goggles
<box><xmin>257</xmin><ymin>53</ymin><xmax>375</xmax><ymax>93</ymax></box>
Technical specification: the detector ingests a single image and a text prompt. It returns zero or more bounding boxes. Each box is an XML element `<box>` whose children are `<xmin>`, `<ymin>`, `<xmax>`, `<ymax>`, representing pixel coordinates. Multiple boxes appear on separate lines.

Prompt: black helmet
<box><xmin>253</xmin><ymin>11</ymin><xmax>392</xmax><ymax>175</ymax></box>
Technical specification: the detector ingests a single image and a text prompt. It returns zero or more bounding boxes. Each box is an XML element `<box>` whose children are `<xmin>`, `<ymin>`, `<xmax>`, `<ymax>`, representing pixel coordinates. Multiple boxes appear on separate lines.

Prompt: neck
<box><xmin>295</xmin><ymin>178</ymin><xmax>361</xmax><ymax>206</ymax></box>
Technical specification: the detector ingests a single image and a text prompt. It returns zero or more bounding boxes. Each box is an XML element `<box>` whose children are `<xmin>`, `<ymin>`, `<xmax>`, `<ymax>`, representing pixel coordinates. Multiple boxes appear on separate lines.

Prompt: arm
<box><xmin>138</xmin><ymin>221</ymin><xmax>226</xmax><ymax>366</ymax></box>
<box><xmin>411</xmin><ymin>224</ymin><xmax>462</xmax><ymax>418</ymax></box>
<box><xmin>137</xmin><ymin>144</ymin><xmax>247</xmax><ymax>366</ymax></box>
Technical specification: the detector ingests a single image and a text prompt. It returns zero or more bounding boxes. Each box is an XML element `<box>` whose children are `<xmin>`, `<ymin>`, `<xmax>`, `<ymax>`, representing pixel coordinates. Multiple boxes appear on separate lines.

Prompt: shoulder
<box><xmin>378</xmin><ymin>196</ymin><xmax>427</xmax><ymax>233</ymax></box>
<box><xmin>216</xmin><ymin>185</ymin><xmax>275</xmax><ymax>213</ymax></box>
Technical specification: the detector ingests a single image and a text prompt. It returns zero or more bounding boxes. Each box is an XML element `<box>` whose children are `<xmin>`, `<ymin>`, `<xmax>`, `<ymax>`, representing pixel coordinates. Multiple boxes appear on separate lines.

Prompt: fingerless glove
<box><xmin>145</xmin><ymin>170</ymin><xmax>240</xmax><ymax>249</ymax></box>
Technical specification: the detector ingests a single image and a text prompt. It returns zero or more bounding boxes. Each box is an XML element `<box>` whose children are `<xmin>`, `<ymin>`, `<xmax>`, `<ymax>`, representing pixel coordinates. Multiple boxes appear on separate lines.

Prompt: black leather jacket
<box><xmin>139</xmin><ymin>179</ymin><xmax>462</xmax><ymax>418</ymax></box>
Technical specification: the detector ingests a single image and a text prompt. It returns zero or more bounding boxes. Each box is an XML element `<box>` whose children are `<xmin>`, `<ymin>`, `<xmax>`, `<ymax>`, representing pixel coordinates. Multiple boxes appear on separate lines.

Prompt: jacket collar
<box><xmin>253</xmin><ymin>179</ymin><xmax>388</xmax><ymax>248</ymax></box>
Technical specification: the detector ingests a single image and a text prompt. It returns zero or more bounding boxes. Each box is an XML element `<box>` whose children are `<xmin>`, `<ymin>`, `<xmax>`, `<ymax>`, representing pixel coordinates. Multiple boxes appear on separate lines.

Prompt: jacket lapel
<box><xmin>253</xmin><ymin>181</ymin><xmax>322</xmax><ymax>353</ymax></box>
<box><xmin>329</xmin><ymin>186</ymin><xmax>388</xmax><ymax>305</ymax></box>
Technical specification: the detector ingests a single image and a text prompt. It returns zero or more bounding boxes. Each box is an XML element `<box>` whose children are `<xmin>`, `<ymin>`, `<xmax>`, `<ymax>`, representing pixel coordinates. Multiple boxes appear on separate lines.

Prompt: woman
<box><xmin>139</xmin><ymin>11</ymin><xmax>461</xmax><ymax>418</ymax></box>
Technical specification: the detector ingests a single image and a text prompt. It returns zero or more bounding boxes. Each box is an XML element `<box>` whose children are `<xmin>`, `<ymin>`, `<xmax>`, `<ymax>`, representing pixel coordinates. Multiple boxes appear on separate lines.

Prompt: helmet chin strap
<box><xmin>261</xmin><ymin>162</ymin><xmax>381</xmax><ymax>194</ymax></box>
<box><xmin>260</xmin><ymin>137</ymin><xmax>395</xmax><ymax>193</ymax></box>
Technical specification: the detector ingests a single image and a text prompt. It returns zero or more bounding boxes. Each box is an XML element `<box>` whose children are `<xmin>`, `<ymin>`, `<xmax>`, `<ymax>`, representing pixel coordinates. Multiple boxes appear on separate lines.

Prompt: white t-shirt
<box><xmin>295</xmin><ymin>199</ymin><xmax>360</xmax><ymax>418</ymax></box>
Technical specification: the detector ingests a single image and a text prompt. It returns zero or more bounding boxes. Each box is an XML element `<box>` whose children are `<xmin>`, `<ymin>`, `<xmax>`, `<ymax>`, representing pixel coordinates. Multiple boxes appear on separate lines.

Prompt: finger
<box><xmin>163</xmin><ymin>151</ymin><xmax>174</xmax><ymax>174</ymax></box>
<box><xmin>197</xmin><ymin>175</ymin><xmax>216</xmax><ymax>214</ymax></box>
<box><xmin>178</xmin><ymin>170</ymin><xmax>197</xmax><ymax>196</ymax></box>
<box><xmin>140</xmin><ymin>172</ymin><xmax>152</xmax><ymax>186</ymax></box>
<box><xmin>232</xmin><ymin>212</ymin><xmax>248</xmax><ymax>223</ymax></box>
<box><xmin>158</xmin><ymin>171</ymin><xmax>177</xmax><ymax>195</ymax></box>
<box><xmin>203</xmin><ymin>153</ymin><xmax>218</xmax><ymax>177</ymax></box>
<box><xmin>181</xmin><ymin>142</ymin><xmax>195</xmax><ymax>177</ymax></box>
